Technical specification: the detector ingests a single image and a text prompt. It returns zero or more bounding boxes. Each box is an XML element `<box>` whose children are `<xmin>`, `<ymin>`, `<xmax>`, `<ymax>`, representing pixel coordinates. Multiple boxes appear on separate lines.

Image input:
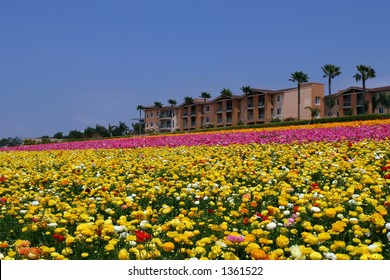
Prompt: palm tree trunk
<box><xmin>297</xmin><ymin>83</ymin><xmax>301</xmax><ymax>120</ymax></box>
<box><xmin>363</xmin><ymin>79</ymin><xmax>366</xmax><ymax>114</ymax></box>
<box><xmin>328</xmin><ymin>77</ymin><xmax>332</xmax><ymax>117</ymax></box>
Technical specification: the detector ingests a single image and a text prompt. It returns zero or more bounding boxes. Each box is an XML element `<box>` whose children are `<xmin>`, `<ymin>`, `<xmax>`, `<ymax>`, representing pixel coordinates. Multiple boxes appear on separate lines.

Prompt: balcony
<box><xmin>343</xmin><ymin>102</ymin><xmax>351</xmax><ymax>107</ymax></box>
<box><xmin>247</xmin><ymin>103</ymin><xmax>253</xmax><ymax>108</ymax></box>
<box><xmin>217</xmin><ymin>106</ymin><xmax>223</xmax><ymax>112</ymax></box>
<box><xmin>190</xmin><ymin>111</ymin><xmax>196</xmax><ymax>116</ymax></box>
<box><xmin>226</xmin><ymin>105</ymin><xmax>232</xmax><ymax>111</ymax></box>
<box><xmin>357</xmin><ymin>99</ymin><xmax>365</xmax><ymax>107</ymax></box>
<box><xmin>258</xmin><ymin>101</ymin><xmax>264</xmax><ymax>107</ymax></box>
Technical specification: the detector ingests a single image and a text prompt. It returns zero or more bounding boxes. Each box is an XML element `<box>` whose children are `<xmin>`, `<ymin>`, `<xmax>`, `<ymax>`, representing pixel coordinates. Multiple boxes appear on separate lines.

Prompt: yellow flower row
<box><xmin>0</xmin><ymin>136</ymin><xmax>389</xmax><ymax>260</ymax></box>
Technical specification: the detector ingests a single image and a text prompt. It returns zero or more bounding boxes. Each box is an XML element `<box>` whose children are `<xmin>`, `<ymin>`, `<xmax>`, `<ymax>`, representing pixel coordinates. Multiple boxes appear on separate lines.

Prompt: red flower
<box><xmin>243</xmin><ymin>217</ymin><xmax>250</xmax><ymax>226</ymax></box>
<box><xmin>293</xmin><ymin>206</ymin><xmax>299</xmax><ymax>213</ymax></box>
<box><xmin>207</xmin><ymin>209</ymin><xmax>214</xmax><ymax>213</ymax></box>
<box><xmin>381</xmin><ymin>166</ymin><xmax>389</xmax><ymax>171</ymax></box>
<box><xmin>53</xmin><ymin>233</ymin><xmax>65</xmax><ymax>242</ymax></box>
<box><xmin>0</xmin><ymin>198</ymin><xmax>6</xmax><ymax>205</ymax></box>
<box><xmin>385</xmin><ymin>174</ymin><xmax>390</xmax><ymax>180</ymax></box>
<box><xmin>135</xmin><ymin>230</ymin><xmax>152</xmax><ymax>243</ymax></box>
<box><xmin>261</xmin><ymin>215</ymin><xmax>269</xmax><ymax>221</ymax></box>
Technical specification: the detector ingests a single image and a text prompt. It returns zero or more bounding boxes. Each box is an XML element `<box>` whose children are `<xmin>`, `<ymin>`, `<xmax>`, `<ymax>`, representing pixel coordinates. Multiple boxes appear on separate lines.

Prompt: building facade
<box><xmin>143</xmin><ymin>83</ymin><xmax>325</xmax><ymax>132</ymax></box>
<box><xmin>324</xmin><ymin>86</ymin><xmax>390</xmax><ymax>117</ymax></box>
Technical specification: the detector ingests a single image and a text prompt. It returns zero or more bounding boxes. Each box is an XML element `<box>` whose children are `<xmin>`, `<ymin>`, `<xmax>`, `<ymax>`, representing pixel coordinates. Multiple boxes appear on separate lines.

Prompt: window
<box><xmin>379</xmin><ymin>107</ymin><xmax>384</xmax><ymax>114</ymax></box>
<box><xmin>151</xmin><ymin>122</ymin><xmax>153</xmax><ymax>127</ymax></box>
<box><xmin>315</xmin><ymin>97</ymin><xmax>321</xmax><ymax>105</ymax></box>
<box><xmin>151</xmin><ymin>112</ymin><xmax>153</xmax><ymax>117</ymax></box>
<box><xmin>277</xmin><ymin>95</ymin><xmax>282</xmax><ymax>102</ymax></box>
<box><xmin>206</xmin><ymin>117</ymin><xmax>210</xmax><ymax>123</ymax></box>
<box><xmin>206</xmin><ymin>106</ymin><xmax>210</xmax><ymax>112</ymax></box>
<box><xmin>336</xmin><ymin>99</ymin><xmax>339</xmax><ymax>105</ymax></box>
<box><xmin>146</xmin><ymin>113</ymin><xmax>149</xmax><ymax>118</ymax></box>
<box><xmin>277</xmin><ymin>108</ymin><xmax>282</xmax><ymax>115</ymax></box>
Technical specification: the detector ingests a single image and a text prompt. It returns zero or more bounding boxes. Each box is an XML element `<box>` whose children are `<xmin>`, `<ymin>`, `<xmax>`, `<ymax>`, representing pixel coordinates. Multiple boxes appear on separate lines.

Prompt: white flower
<box><xmin>0</xmin><ymin>253</ymin><xmax>4</xmax><ymax>260</ymax></box>
<box><xmin>140</xmin><ymin>220</ymin><xmax>150</xmax><ymax>230</ymax></box>
<box><xmin>283</xmin><ymin>210</ymin><xmax>290</xmax><ymax>216</ymax></box>
<box><xmin>349</xmin><ymin>218</ymin><xmax>358</xmax><ymax>224</ymax></box>
<box><xmin>348</xmin><ymin>199</ymin><xmax>356</xmax><ymax>205</ymax></box>
<box><xmin>290</xmin><ymin>245</ymin><xmax>304</xmax><ymax>260</ymax></box>
<box><xmin>203</xmin><ymin>196</ymin><xmax>209</xmax><ymax>200</ymax></box>
<box><xmin>368</xmin><ymin>244</ymin><xmax>379</xmax><ymax>252</ymax></box>
<box><xmin>114</xmin><ymin>225</ymin><xmax>124</xmax><ymax>233</ymax></box>
<box><xmin>311</xmin><ymin>206</ymin><xmax>321</xmax><ymax>213</ymax></box>
<box><xmin>105</xmin><ymin>208</ymin><xmax>113</xmax><ymax>213</ymax></box>
<box><xmin>215</xmin><ymin>240</ymin><xmax>227</xmax><ymax>248</ymax></box>
<box><xmin>20</xmin><ymin>210</ymin><xmax>27</xmax><ymax>214</ymax></box>
<box><xmin>385</xmin><ymin>223</ymin><xmax>390</xmax><ymax>230</ymax></box>
<box><xmin>119</xmin><ymin>232</ymin><xmax>129</xmax><ymax>238</ymax></box>
<box><xmin>324</xmin><ymin>252</ymin><xmax>337</xmax><ymax>260</ymax></box>
<box><xmin>266</xmin><ymin>222</ymin><xmax>277</xmax><ymax>230</ymax></box>
<box><xmin>129</xmin><ymin>241</ymin><xmax>137</xmax><ymax>246</ymax></box>
<box><xmin>48</xmin><ymin>222</ymin><xmax>58</xmax><ymax>227</ymax></box>
<box><xmin>31</xmin><ymin>201</ymin><xmax>40</xmax><ymax>206</ymax></box>
<box><xmin>337</xmin><ymin>214</ymin><xmax>344</xmax><ymax>219</ymax></box>
<box><xmin>194</xmin><ymin>200</ymin><xmax>200</xmax><ymax>205</ymax></box>
<box><xmin>279</xmin><ymin>205</ymin><xmax>285</xmax><ymax>210</ymax></box>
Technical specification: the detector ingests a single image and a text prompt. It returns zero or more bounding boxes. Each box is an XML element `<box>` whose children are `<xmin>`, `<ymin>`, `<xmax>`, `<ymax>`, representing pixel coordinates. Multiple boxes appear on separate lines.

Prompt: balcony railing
<box><xmin>217</xmin><ymin>106</ymin><xmax>223</xmax><ymax>112</ymax></box>
<box><xmin>247</xmin><ymin>103</ymin><xmax>253</xmax><ymax>108</ymax></box>
<box><xmin>226</xmin><ymin>105</ymin><xmax>232</xmax><ymax>111</ymax></box>
<box><xmin>343</xmin><ymin>102</ymin><xmax>351</xmax><ymax>107</ymax></box>
<box><xmin>258</xmin><ymin>101</ymin><xmax>264</xmax><ymax>107</ymax></box>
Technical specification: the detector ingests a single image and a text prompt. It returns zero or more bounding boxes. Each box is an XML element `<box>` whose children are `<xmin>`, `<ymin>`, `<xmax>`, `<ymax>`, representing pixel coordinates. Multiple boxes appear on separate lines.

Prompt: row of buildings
<box><xmin>141</xmin><ymin>83</ymin><xmax>390</xmax><ymax>132</ymax></box>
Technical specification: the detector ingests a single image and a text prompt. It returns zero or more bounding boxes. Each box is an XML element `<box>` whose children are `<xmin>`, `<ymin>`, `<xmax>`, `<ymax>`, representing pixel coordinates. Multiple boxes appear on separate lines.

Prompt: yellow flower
<box><xmin>318</xmin><ymin>232</ymin><xmax>331</xmax><ymax>242</ymax></box>
<box><xmin>118</xmin><ymin>249</ymin><xmax>130</xmax><ymax>260</ymax></box>
<box><xmin>331</xmin><ymin>221</ymin><xmax>347</xmax><ymax>232</ymax></box>
<box><xmin>162</xmin><ymin>242</ymin><xmax>175</xmax><ymax>252</ymax></box>
<box><xmin>309</xmin><ymin>252</ymin><xmax>322</xmax><ymax>260</ymax></box>
<box><xmin>324</xmin><ymin>208</ymin><xmax>336</xmax><ymax>218</ymax></box>
<box><xmin>276</xmin><ymin>235</ymin><xmax>289</xmax><ymax>248</ymax></box>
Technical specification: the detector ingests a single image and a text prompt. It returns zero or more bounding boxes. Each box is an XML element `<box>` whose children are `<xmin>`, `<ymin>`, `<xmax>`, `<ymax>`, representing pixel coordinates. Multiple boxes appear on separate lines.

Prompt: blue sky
<box><xmin>1</xmin><ymin>0</ymin><xmax>390</xmax><ymax>138</ymax></box>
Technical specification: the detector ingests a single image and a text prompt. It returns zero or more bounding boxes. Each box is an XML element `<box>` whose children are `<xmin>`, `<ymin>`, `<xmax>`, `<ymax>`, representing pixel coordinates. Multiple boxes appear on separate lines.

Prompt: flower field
<box><xmin>0</xmin><ymin>120</ymin><xmax>390</xmax><ymax>260</ymax></box>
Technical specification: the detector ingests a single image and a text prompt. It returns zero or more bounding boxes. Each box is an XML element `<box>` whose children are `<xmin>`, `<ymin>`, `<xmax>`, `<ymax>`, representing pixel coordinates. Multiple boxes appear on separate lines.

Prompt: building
<box><xmin>325</xmin><ymin>86</ymin><xmax>390</xmax><ymax>117</ymax></box>
<box><xmin>143</xmin><ymin>83</ymin><xmax>325</xmax><ymax>132</ymax></box>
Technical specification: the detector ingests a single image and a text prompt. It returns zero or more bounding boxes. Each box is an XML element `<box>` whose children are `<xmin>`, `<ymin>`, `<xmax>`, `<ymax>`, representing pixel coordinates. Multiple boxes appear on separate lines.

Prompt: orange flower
<box><xmin>251</xmin><ymin>248</ymin><xmax>268</xmax><ymax>260</ymax></box>
<box><xmin>0</xmin><ymin>241</ymin><xmax>9</xmax><ymax>249</ymax></box>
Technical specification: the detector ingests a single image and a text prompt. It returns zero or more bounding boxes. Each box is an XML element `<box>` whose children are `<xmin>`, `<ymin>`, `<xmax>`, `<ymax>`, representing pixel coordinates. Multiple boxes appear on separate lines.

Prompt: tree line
<box><xmin>0</xmin><ymin>121</ymin><xmax>145</xmax><ymax>147</ymax></box>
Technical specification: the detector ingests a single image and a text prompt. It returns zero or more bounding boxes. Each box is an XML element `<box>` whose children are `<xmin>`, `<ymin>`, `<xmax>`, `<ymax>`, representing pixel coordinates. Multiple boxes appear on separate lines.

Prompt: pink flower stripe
<box><xmin>2</xmin><ymin>122</ymin><xmax>390</xmax><ymax>151</ymax></box>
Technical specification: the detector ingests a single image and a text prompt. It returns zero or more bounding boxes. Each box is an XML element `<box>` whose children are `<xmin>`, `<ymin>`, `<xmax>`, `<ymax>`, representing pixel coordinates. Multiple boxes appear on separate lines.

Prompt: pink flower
<box><xmin>226</xmin><ymin>235</ymin><xmax>245</xmax><ymax>243</ymax></box>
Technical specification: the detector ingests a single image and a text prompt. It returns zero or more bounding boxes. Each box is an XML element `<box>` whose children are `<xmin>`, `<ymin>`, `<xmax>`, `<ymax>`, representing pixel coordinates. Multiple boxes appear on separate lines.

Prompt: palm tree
<box><xmin>136</xmin><ymin>105</ymin><xmax>145</xmax><ymax>135</ymax></box>
<box><xmin>153</xmin><ymin>101</ymin><xmax>163</xmax><ymax>131</ymax></box>
<box><xmin>183</xmin><ymin>96</ymin><xmax>194</xmax><ymax>105</ymax></box>
<box><xmin>321</xmin><ymin>64</ymin><xmax>341</xmax><ymax>117</ymax></box>
<box><xmin>167</xmin><ymin>99</ymin><xmax>177</xmax><ymax>132</ymax></box>
<box><xmin>241</xmin><ymin>86</ymin><xmax>253</xmax><ymax>125</ymax></box>
<box><xmin>183</xmin><ymin>96</ymin><xmax>194</xmax><ymax>131</ymax></box>
<box><xmin>353</xmin><ymin>65</ymin><xmax>376</xmax><ymax>114</ymax></box>
<box><xmin>289</xmin><ymin>71</ymin><xmax>309</xmax><ymax>120</ymax></box>
<box><xmin>200</xmin><ymin>92</ymin><xmax>211</xmax><ymax>128</ymax></box>
<box><xmin>220</xmin><ymin>88</ymin><xmax>233</xmax><ymax>99</ymax></box>
<box><xmin>378</xmin><ymin>93</ymin><xmax>390</xmax><ymax>114</ymax></box>
<box><xmin>305</xmin><ymin>106</ymin><xmax>320</xmax><ymax>123</ymax></box>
